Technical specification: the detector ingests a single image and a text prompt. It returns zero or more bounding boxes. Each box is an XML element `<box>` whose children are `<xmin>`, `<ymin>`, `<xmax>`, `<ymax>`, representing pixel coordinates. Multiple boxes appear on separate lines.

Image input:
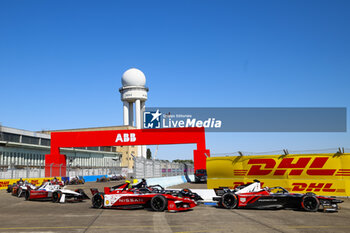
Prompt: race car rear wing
<box><xmin>90</xmin><ymin>188</ymin><xmax>99</xmax><ymax>196</ymax></box>
<box><xmin>214</xmin><ymin>187</ymin><xmax>231</xmax><ymax>196</ymax></box>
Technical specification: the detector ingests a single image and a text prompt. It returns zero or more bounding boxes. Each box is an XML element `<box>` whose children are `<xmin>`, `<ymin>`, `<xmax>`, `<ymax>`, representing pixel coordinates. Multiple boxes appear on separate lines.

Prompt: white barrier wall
<box><xmin>146</xmin><ymin>175</ymin><xmax>194</xmax><ymax>188</ymax></box>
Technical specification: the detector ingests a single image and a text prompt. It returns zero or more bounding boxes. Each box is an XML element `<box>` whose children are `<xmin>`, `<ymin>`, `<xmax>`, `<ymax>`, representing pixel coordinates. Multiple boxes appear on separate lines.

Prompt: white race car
<box><xmin>25</xmin><ymin>182</ymin><xmax>89</xmax><ymax>203</ymax></box>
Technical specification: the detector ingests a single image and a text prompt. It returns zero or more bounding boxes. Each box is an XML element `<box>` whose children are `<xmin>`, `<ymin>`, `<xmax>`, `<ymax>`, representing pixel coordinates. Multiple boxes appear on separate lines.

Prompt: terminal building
<box><xmin>0</xmin><ymin>125</ymin><xmax>137</xmax><ymax>171</ymax></box>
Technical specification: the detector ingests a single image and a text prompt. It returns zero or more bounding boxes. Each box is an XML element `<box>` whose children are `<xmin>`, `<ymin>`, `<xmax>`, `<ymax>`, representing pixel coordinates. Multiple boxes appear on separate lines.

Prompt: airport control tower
<box><xmin>119</xmin><ymin>68</ymin><xmax>148</xmax><ymax>158</ymax></box>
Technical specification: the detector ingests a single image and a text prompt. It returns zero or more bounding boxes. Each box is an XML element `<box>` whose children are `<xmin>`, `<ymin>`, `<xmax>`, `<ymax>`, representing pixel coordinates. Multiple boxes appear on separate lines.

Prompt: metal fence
<box><xmin>0</xmin><ymin>159</ymin><xmax>194</xmax><ymax>180</ymax></box>
<box><xmin>133</xmin><ymin>157</ymin><xmax>194</xmax><ymax>179</ymax></box>
<box><xmin>0</xmin><ymin>165</ymin><xmax>124</xmax><ymax>179</ymax></box>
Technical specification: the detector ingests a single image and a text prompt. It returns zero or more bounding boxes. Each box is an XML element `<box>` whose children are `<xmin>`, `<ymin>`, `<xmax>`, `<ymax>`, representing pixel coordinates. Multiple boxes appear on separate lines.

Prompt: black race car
<box><xmin>213</xmin><ymin>180</ymin><xmax>343</xmax><ymax>212</ymax></box>
<box><xmin>67</xmin><ymin>176</ymin><xmax>85</xmax><ymax>185</ymax></box>
<box><xmin>109</xmin><ymin>175</ymin><xmax>125</xmax><ymax>181</ymax></box>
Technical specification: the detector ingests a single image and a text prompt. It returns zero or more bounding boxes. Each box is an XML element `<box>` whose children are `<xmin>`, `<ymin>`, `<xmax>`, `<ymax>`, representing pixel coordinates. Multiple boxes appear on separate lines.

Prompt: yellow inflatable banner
<box><xmin>0</xmin><ymin>177</ymin><xmax>61</xmax><ymax>190</ymax></box>
<box><xmin>207</xmin><ymin>153</ymin><xmax>350</xmax><ymax>196</ymax></box>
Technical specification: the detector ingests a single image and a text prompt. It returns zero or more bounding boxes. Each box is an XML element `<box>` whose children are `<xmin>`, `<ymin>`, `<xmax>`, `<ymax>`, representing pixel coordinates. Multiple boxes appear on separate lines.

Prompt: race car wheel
<box><xmin>92</xmin><ymin>193</ymin><xmax>104</xmax><ymax>208</ymax></box>
<box><xmin>302</xmin><ymin>195</ymin><xmax>320</xmax><ymax>212</ymax></box>
<box><xmin>52</xmin><ymin>191</ymin><xmax>62</xmax><ymax>203</ymax></box>
<box><xmin>150</xmin><ymin>195</ymin><xmax>167</xmax><ymax>212</ymax></box>
<box><xmin>221</xmin><ymin>193</ymin><xmax>238</xmax><ymax>209</ymax></box>
<box><xmin>25</xmin><ymin>190</ymin><xmax>30</xmax><ymax>200</ymax></box>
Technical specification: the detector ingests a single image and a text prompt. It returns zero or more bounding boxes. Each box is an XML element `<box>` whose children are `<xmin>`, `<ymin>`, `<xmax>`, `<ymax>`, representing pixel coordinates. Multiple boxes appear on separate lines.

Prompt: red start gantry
<box><xmin>45</xmin><ymin>127</ymin><xmax>210</xmax><ymax>177</ymax></box>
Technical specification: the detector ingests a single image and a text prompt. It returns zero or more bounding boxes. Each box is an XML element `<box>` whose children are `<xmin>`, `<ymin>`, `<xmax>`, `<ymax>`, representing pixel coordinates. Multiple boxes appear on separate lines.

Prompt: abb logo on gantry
<box><xmin>115</xmin><ymin>133</ymin><xmax>136</xmax><ymax>143</ymax></box>
<box><xmin>245</xmin><ymin>157</ymin><xmax>338</xmax><ymax>176</ymax></box>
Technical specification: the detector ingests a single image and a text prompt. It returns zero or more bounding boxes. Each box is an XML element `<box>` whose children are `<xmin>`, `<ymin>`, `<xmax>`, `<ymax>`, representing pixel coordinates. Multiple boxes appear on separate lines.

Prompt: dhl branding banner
<box><xmin>207</xmin><ymin>153</ymin><xmax>350</xmax><ymax>196</ymax></box>
<box><xmin>0</xmin><ymin>177</ymin><xmax>61</xmax><ymax>190</ymax></box>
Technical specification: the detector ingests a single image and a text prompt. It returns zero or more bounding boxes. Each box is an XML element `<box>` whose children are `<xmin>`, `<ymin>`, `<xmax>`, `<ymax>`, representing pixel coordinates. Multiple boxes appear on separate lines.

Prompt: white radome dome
<box><xmin>122</xmin><ymin>68</ymin><xmax>146</xmax><ymax>87</ymax></box>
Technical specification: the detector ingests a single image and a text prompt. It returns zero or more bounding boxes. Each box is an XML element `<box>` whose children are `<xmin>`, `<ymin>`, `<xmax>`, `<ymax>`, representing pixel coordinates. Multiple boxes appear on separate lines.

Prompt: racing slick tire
<box><xmin>92</xmin><ymin>193</ymin><xmax>104</xmax><ymax>208</ymax></box>
<box><xmin>52</xmin><ymin>191</ymin><xmax>62</xmax><ymax>203</ymax></box>
<box><xmin>150</xmin><ymin>195</ymin><xmax>168</xmax><ymax>212</ymax></box>
<box><xmin>302</xmin><ymin>195</ymin><xmax>320</xmax><ymax>212</ymax></box>
<box><xmin>25</xmin><ymin>190</ymin><xmax>30</xmax><ymax>200</ymax></box>
<box><xmin>221</xmin><ymin>193</ymin><xmax>238</xmax><ymax>209</ymax></box>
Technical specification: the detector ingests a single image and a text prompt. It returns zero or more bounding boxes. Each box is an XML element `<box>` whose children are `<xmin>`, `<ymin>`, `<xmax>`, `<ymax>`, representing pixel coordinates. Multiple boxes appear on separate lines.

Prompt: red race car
<box><xmin>91</xmin><ymin>182</ymin><xmax>197</xmax><ymax>212</ymax></box>
<box><xmin>213</xmin><ymin>180</ymin><xmax>343</xmax><ymax>212</ymax></box>
<box><xmin>11</xmin><ymin>181</ymin><xmax>37</xmax><ymax>198</ymax></box>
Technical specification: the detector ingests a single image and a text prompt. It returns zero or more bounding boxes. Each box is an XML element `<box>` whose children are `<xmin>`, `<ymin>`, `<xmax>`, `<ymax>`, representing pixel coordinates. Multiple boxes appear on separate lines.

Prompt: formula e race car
<box><xmin>7</xmin><ymin>178</ymin><xmax>27</xmax><ymax>193</ymax></box>
<box><xmin>94</xmin><ymin>181</ymin><xmax>203</xmax><ymax>201</ymax></box>
<box><xmin>194</xmin><ymin>169</ymin><xmax>207</xmax><ymax>183</ymax></box>
<box><xmin>213</xmin><ymin>180</ymin><xmax>343</xmax><ymax>212</ymax></box>
<box><xmin>108</xmin><ymin>174</ymin><xmax>125</xmax><ymax>181</ymax></box>
<box><xmin>96</xmin><ymin>176</ymin><xmax>110</xmax><ymax>182</ymax></box>
<box><xmin>11</xmin><ymin>181</ymin><xmax>37</xmax><ymax>198</ymax></box>
<box><xmin>25</xmin><ymin>182</ymin><xmax>89</xmax><ymax>203</ymax></box>
<box><xmin>66</xmin><ymin>176</ymin><xmax>85</xmax><ymax>185</ymax></box>
<box><xmin>90</xmin><ymin>182</ymin><xmax>198</xmax><ymax>212</ymax></box>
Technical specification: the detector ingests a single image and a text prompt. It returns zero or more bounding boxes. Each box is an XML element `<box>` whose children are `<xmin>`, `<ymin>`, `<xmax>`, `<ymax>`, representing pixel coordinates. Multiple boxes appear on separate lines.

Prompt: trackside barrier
<box><xmin>0</xmin><ymin>174</ymin><xmax>193</xmax><ymax>190</ymax></box>
<box><xmin>207</xmin><ymin>153</ymin><xmax>350</xmax><ymax>196</ymax></box>
<box><xmin>82</xmin><ymin>175</ymin><xmax>108</xmax><ymax>182</ymax></box>
<box><xmin>0</xmin><ymin>177</ymin><xmax>62</xmax><ymax>190</ymax></box>
<box><xmin>146</xmin><ymin>175</ymin><xmax>194</xmax><ymax>188</ymax></box>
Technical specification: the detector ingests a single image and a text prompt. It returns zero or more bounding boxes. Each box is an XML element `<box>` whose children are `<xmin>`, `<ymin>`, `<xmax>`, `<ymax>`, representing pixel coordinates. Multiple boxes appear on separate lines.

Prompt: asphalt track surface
<box><xmin>0</xmin><ymin>181</ymin><xmax>349</xmax><ymax>233</ymax></box>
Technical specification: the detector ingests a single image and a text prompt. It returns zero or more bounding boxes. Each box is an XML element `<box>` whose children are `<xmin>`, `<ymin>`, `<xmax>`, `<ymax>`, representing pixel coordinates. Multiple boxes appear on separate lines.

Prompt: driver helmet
<box><xmin>125</xmin><ymin>180</ymin><xmax>132</xmax><ymax>189</ymax></box>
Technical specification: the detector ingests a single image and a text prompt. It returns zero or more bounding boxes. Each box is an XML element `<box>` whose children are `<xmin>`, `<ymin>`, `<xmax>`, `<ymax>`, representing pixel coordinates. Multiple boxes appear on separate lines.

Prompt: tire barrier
<box><xmin>207</xmin><ymin>153</ymin><xmax>350</xmax><ymax>196</ymax></box>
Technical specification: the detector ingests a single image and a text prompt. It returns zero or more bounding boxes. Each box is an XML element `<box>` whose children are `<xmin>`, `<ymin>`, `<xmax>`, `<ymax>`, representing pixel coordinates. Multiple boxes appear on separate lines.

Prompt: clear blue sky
<box><xmin>0</xmin><ymin>0</ymin><xmax>349</xmax><ymax>160</ymax></box>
